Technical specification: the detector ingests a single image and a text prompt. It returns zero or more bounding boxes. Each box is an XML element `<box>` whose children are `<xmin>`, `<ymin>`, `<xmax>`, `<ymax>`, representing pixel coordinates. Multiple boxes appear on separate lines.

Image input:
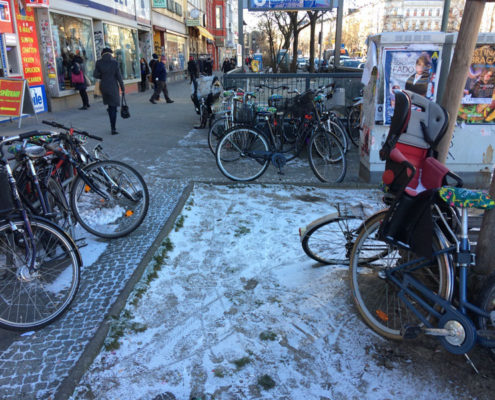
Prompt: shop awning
<box><xmin>196</xmin><ymin>26</ymin><xmax>214</xmax><ymax>41</ymax></box>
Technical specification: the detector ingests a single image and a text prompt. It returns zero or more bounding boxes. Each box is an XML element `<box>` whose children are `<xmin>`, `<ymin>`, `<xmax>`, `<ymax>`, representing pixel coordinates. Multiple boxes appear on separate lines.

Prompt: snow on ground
<box><xmin>73</xmin><ymin>184</ymin><xmax>460</xmax><ymax>400</ymax></box>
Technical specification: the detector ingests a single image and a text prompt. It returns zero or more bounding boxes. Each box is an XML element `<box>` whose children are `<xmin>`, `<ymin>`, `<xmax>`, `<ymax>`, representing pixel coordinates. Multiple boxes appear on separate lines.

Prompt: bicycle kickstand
<box><xmin>464</xmin><ymin>353</ymin><xmax>479</xmax><ymax>374</ymax></box>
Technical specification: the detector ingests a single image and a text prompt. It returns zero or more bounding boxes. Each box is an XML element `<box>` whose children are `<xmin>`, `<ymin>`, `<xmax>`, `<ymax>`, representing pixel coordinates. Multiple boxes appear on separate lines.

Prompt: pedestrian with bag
<box><xmin>71</xmin><ymin>51</ymin><xmax>90</xmax><ymax>110</ymax></box>
<box><xmin>93</xmin><ymin>47</ymin><xmax>125</xmax><ymax>135</ymax></box>
<box><xmin>140</xmin><ymin>57</ymin><xmax>150</xmax><ymax>92</ymax></box>
<box><xmin>149</xmin><ymin>55</ymin><xmax>174</xmax><ymax>104</ymax></box>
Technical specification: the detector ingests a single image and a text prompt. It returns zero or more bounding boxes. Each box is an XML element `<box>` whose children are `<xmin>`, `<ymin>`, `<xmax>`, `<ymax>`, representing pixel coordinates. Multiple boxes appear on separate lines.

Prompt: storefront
<box><xmin>35</xmin><ymin>0</ymin><xmax>152</xmax><ymax>105</ymax></box>
<box><xmin>152</xmin><ymin>8</ymin><xmax>188</xmax><ymax>72</ymax></box>
<box><xmin>0</xmin><ymin>0</ymin><xmax>48</xmax><ymax>119</ymax></box>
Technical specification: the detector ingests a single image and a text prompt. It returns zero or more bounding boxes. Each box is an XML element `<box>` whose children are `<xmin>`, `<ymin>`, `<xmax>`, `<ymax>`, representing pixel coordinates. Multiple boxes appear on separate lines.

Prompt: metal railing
<box><xmin>223</xmin><ymin>72</ymin><xmax>363</xmax><ymax>109</ymax></box>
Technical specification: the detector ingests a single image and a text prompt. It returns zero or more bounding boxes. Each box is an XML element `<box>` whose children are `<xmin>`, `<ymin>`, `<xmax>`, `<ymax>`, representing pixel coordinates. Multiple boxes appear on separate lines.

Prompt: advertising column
<box><xmin>14</xmin><ymin>0</ymin><xmax>47</xmax><ymax>113</ymax></box>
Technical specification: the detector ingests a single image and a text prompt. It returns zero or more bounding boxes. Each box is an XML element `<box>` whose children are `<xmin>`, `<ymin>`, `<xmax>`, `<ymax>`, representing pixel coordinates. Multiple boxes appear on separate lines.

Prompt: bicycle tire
<box><xmin>45</xmin><ymin>177</ymin><xmax>73</xmax><ymax>235</ymax></box>
<box><xmin>326</xmin><ymin>119</ymin><xmax>348</xmax><ymax>153</ymax></box>
<box><xmin>301</xmin><ymin>214</ymin><xmax>362</xmax><ymax>265</ymax></box>
<box><xmin>346</xmin><ymin>106</ymin><xmax>361</xmax><ymax>147</ymax></box>
<box><xmin>0</xmin><ymin>216</ymin><xmax>80</xmax><ymax>331</ymax></box>
<box><xmin>476</xmin><ymin>273</ymin><xmax>495</xmax><ymax>353</ymax></box>
<box><xmin>215</xmin><ymin>125</ymin><xmax>270</xmax><ymax>181</ymax></box>
<box><xmin>349</xmin><ymin>212</ymin><xmax>451</xmax><ymax>340</ymax></box>
<box><xmin>208</xmin><ymin>117</ymin><xmax>233</xmax><ymax>155</ymax></box>
<box><xmin>308</xmin><ymin>129</ymin><xmax>346</xmax><ymax>183</ymax></box>
<box><xmin>70</xmin><ymin>160</ymin><xmax>149</xmax><ymax>238</ymax></box>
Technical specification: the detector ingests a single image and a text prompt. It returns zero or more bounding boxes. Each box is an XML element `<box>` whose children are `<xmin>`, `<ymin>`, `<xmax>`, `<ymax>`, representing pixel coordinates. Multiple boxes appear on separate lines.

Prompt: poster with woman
<box><xmin>459</xmin><ymin>44</ymin><xmax>495</xmax><ymax>124</ymax></box>
<box><xmin>383</xmin><ymin>47</ymin><xmax>441</xmax><ymax>125</ymax></box>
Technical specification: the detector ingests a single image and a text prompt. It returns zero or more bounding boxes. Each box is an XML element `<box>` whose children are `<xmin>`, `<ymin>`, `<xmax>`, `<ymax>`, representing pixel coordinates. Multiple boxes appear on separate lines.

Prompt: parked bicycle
<box><xmin>349</xmin><ymin>90</ymin><xmax>495</xmax><ymax>369</ymax></box>
<box><xmin>0</xmin><ymin>131</ymin><xmax>82</xmax><ymax>331</ymax></box>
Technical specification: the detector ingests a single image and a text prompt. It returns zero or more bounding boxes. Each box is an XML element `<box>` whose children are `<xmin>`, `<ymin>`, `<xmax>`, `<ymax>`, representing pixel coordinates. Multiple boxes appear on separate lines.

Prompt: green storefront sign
<box><xmin>152</xmin><ymin>0</ymin><xmax>167</xmax><ymax>7</ymax></box>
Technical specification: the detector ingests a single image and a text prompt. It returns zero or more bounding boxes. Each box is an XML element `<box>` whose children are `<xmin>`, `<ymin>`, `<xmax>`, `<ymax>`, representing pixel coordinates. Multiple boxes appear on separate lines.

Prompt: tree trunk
<box><xmin>476</xmin><ymin>169</ymin><xmax>495</xmax><ymax>275</ymax></box>
<box><xmin>291</xmin><ymin>15</ymin><xmax>299</xmax><ymax>73</ymax></box>
<box><xmin>308</xmin><ymin>12</ymin><xmax>318</xmax><ymax>73</ymax></box>
<box><xmin>437</xmin><ymin>1</ymin><xmax>485</xmax><ymax>163</ymax></box>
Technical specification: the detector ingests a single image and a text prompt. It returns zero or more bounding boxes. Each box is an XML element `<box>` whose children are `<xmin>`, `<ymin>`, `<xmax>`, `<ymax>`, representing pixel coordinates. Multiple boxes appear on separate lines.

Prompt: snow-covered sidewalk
<box><xmin>72</xmin><ymin>185</ymin><xmax>489</xmax><ymax>400</ymax></box>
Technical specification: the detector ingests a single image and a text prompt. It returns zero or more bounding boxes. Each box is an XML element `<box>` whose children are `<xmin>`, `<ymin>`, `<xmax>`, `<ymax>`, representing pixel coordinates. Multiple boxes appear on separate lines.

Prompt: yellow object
<box><xmin>125</xmin><ymin>210</ymin><xmax>134</xmax><ymax>217</ymax></box>
<box><xmin>84</xmin><ymin>185</ymin><xmax>91</xmax><ymax>193</ymax></box>
<box><xmin>486</xmin><ymin>108</ymin><xmax>495</xmax><ymax>122</ymax></box>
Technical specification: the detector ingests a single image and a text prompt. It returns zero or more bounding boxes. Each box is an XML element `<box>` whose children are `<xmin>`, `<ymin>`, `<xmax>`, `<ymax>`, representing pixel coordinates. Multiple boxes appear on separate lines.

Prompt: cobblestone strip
<box><xmin>0</xmin><ymin>178</ymin><xmax>188</xmax><ymax>400</ymax></box>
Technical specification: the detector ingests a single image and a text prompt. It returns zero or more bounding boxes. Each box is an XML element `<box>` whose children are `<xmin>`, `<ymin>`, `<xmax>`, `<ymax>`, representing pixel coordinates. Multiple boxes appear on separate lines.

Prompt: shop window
<box><xmin>165</xmin><ymin>34</ymin><xmax>185</xmax><ymax>71</ymax></box>
<box><xmin>216</xmin><ymin>6</ymin><xmax>222</xmax><ymax>29</ymax></box>
<box><xmin>50</xmin><ymin>12</ymin><xmax>95</xmax><ymax>91</ymax></box>
<box><xmin>103</xmin><ymin>23</ymin><xmax>139</xmax><ymax>80</ymax></box>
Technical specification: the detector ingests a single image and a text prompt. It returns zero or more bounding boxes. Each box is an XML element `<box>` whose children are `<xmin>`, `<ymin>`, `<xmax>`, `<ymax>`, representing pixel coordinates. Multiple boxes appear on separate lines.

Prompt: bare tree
<box><xmin>288</xmin><ymin>12</ymin><xmax>310</xmax><ymax>72</ymax></box>
<box><xmin>307</xmin><ymin>11</ymin><xmax>323</xmax><ymax>72</ymax></box>
<box><xmin>256</xmin><ymin>13</ymin><xmax>283</xmax><ymax>72</ymax></box>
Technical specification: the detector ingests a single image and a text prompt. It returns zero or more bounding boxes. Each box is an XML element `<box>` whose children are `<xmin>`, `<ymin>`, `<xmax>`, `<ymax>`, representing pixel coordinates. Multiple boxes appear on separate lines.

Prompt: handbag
<box><xmin>71</xmin><ymin>71</ymin><xmax>84</xmax><ymax>84</ymax></box>
<box><xmin>121</xmin><ymin>93</ymin><xmax>130</xmax><ymax>119</ymax></box>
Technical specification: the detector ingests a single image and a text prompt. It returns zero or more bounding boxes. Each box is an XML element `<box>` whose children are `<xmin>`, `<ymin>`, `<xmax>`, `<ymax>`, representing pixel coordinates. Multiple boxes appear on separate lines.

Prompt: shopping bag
<box><xmin>121</xmin><ymin>93</ymin><xmax>130</xmax><ymax>119</ymax></box>
<box><xmin>94</xmin><ymin>80</ymin><xmax>101</xmax><ymax>96</ymax></box>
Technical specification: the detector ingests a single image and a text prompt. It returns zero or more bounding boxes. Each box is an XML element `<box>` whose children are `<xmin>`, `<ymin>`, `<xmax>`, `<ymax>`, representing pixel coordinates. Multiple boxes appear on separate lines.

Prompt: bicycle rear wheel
<box><xmin>308</xmin><ymin>130</ymin><xmax>346</xmax><ymax>183</ymax></box>
<box><xmin>208</xmin><ymin>117</ymin><xmax>233</xmax><ymax>155</ymax></box>
<box><xmin>70</xmin><ymin>160</ymin><xmax>149</xmax><ymax>238</ymax></box>
<box><xmin>300</xmin><ymin>214</ymin><xmax>362</xmax><ymax>265</ymax></box>
<box><xmin>349</xmin><ymin>212</ymin><xmax>452</xmax><ymax>340</ymax></box>
<box><xmin>346</xmin><ymin>106</ymin><xmax>361</xmax><ymax>147</ymax></box>
<box><xmin>0</xmin><ymin>216</ymin><xmax>80</xmax><ymax>331</ymax></box>
<box><xmin>326</xmin><ymin>119</ymin><xmax>348</xmax><ymax>153</ymax></box>
<box><xmin>216</xmin><ymin>126</ymin><xmax>270</xmax><ymax>181</ymax></box>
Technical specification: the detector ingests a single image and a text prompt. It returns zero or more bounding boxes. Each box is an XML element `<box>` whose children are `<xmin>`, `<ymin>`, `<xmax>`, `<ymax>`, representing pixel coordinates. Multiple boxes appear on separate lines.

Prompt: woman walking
<box><xmin>71</xmin><ymin>51</ymin><xmax>90</xmax><ymax>110</ymax></box>
<box><xmin>93</xmin><ymin>47</ymin><xmax>125</xmax><ymax>135</ymax></box>
<box><xmin>140</xmin><ymin>57</ymin><xmax>150</xmax><ymax>92</ymax></box>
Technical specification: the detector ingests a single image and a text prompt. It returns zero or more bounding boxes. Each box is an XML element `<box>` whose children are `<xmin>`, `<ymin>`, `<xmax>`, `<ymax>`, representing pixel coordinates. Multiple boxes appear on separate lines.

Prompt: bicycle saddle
<box><xmin>438</xmin><ymin>187</ymin><xmax>495</xmax><ymax>209</ymax></box>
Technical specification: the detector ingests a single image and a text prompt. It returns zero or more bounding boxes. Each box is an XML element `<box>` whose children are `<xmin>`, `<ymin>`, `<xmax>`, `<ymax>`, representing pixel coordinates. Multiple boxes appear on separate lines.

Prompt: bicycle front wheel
<box><xmin>216</xmin><ymin>126</ymin><xmax>270</xmax><ymax>181</ymax></box>
<box><xmin>308</xmin><ymin>130</ymin><xmax>346</xmax><ymax>183</ymax></box>
<box><xmin>349</xmin><ymin>212</ymin><xmax>451</xmax><ymax>340</ymax></box>
<box><xmin>301</xmin><ymin>214</ymin><xmax>362</xmax><ymax>265</ymax></box>
<box><xmin>0</xmin><ymin>216</ymin><xmax>80</xmax><ymax>330</ymax></box>
<box><xmin>70</xmin><ymin>160</ymin><xmax>149</xmax><ymax>238</ymax></box>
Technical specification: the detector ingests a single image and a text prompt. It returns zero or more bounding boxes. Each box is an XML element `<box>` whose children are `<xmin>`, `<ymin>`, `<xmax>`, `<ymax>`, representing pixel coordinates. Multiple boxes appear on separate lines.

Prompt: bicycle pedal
<box><xmin>75</xmin><ymin>238</ymin><xmax>88</xmax><ymax>248</ymax></box>
<box><xmin>401</xmin><ymin>325</ymin><xmax>422</xmax><ymax>339</ymax></box>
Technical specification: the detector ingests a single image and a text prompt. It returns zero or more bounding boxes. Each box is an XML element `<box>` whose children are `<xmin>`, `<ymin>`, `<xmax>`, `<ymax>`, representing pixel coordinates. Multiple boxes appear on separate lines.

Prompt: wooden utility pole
<box><xmin>437</xmin><ymin>0</ymin><xmax>486</xmax><ymax>164</ymax></box>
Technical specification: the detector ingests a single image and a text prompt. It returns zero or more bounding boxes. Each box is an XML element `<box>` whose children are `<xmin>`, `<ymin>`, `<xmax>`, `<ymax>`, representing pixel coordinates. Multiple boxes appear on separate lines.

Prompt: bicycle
<box><xmin>215</xmin><ymin>88</ymin><xmax>346</xmax><ymax>183</ymax></box>
<box><xmin>349</xmin><ymin>90</ymin><xmax>495</xmax><ymax>369</ymax></box>
<box><xmin>0</xmin><ymin>131</ymin><xmax>81</xmax><ymax>331</ymax></box>
<box><xmin>299</xmin><ymin>203</ymin><xmax>384</xmax><ymax>265</ymax></box>
<box><xmin>16</xmin><ymin>122</ymin><xmax>150</xmax><ymax>239</ymax></box>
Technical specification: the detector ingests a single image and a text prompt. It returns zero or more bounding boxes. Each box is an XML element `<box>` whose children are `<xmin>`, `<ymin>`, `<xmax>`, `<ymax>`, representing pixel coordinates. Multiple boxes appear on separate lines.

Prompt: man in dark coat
<box><xmin>93</xmin><ymin>47</ymin><xmax>125</xmax><ymax>135</ymax></box>
<box><xmin>149</xmin><ymin>55</ymin><xmax>174</xmax><ymax>104</ymax></box>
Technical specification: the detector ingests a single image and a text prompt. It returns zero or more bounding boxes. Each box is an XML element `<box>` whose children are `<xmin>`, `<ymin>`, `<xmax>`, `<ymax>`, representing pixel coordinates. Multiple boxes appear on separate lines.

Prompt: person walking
<box><xmin>221</xmin><ymin>58</ymin><xmax>231</xmax><ymax>74</ymax></box>
<box><xmin>149</xmin><ymin>55</ymin><xmax>174</xmax><ymax>104</ymax></box>
<box><xmin>93</xmin><ymin>47</ymin><xmax>125</xmax><ymax>135</ymax></box>
<box><xmin>187</xmin><ymin>56</ymin><xmax>199</xmax><ymax>83</ymax></box>
<box><xmin>149</xmin><ymin>53</ymin><xmax>158</xmax><ymax>74</ymax></box>
<box><xmin>71</xmin><ymin>51</ymin><xmax>90</xmax><ymax>110</ymax></box>
<box><xmin>140</xmin><ymin>57</ymin><xmax>150</xmax><ymax>92</ymax></box>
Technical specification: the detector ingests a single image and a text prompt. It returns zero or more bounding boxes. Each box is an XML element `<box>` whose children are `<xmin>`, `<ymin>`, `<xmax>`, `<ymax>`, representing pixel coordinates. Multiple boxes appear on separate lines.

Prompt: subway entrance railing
<box><xmin>222</xmin><ymin>72</ymin><xmax>364</xmax><ymax>109</ymax></box>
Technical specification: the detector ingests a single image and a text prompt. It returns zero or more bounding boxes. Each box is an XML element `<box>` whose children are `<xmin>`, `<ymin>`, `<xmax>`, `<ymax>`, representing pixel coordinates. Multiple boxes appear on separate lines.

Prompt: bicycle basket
<box><xmin>233</xmin><ymin>101</ymin><xmax>256</xmax><ymax>124</ymax></box>
<box><xmin>286</xmin><ymin>91</ymin><xmax>315</xmax><ymax>117</ymax></box>
<box><xmin>0</xmin><ymin>167</ymin><xmax>15</xmax><ymax>215</ymax></box>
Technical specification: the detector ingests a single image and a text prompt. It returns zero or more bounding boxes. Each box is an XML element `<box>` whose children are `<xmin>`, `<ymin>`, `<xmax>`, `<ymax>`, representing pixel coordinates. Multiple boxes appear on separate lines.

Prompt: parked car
<box><xmin>297</xmin><ymin>57</ymin><xmax>308</xmax><ymax>70</ymax></box>
<box><xmin>341</xmin><ymin>59</ymin><xmax>364</xmax><ymax>69</ymax></box>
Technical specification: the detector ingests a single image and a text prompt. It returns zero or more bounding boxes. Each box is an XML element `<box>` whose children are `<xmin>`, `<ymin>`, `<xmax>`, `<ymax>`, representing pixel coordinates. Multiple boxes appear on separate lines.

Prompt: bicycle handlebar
<box><xmin>42</xmin><ymin>120</ymin><xmax>103</xmax><ymax>141</ymax></box>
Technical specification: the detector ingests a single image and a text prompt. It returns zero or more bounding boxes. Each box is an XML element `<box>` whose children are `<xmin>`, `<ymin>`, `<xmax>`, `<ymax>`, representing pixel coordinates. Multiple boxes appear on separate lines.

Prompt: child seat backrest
<box><xmin>398</xmin><ymin>90</ymin><xmax>448</xmax><ymax>150</ymax></box>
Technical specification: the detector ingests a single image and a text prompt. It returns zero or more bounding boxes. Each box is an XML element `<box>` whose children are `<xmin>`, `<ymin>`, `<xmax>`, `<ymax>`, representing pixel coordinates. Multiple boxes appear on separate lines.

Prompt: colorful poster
<box><xmin>383</xmin><ymin>48</ymin><xmax>440</xmax><ymax>125</ymax></box>
<box><xmin>0</xmin><ymin>79</ymin><xmax>24</xmax><ymax>117</ymax></box>
<box><xmin>0</xmin><ymin>0</ymin><xmax>14</xmax><ymax>33</ymax></box>
<box><xmin>14</xmin><ymin>1</ymin><xmax>43</xmax><ymax>87</ymax></box>
<box><xmin>459</xmin><ymin>44</ymin><xmax>495</xmax><ymax>124</ymax></box>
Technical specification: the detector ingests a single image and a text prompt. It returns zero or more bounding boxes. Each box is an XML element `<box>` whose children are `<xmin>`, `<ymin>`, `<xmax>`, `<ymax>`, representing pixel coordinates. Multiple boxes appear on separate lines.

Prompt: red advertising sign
<box><xmin>14</xmin><ymin>1</ymin><xmax>44</xmax><ymax>87</ymax></box>
<box><xmin>26</xmin><ymin>0</ymin><xmax>49</xmax><ymax>7</ymax></box>
<box><xmin>0</xmin><ymin>1</ymin><xmax>14</xmax><ymax>33</ymax></box>
<box><xmin>0</xmin><ymin>79</ymin><xmax>24</xmax><ymax>117</ymax></box>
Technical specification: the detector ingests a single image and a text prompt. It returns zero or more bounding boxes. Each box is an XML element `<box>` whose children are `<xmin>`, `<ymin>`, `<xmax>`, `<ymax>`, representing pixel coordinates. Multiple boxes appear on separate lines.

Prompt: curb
<box><xmin>54</xmin><ymin>182</ymin><xmax>195</xmax><ymax>400</ymax></box>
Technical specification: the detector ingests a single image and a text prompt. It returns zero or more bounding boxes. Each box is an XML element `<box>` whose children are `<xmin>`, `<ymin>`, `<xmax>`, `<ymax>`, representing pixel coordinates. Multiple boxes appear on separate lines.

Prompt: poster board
<box><xmin>382</xmin><ymin>45</ymin><xmax>441</xmax><ymax>125</ymax></box>
<box><xmin>458</xmin><ymin>44</ymin><xmax>495</xmax><ymax>124</ymax></box>
<box><xmin>0</xmin><ymin>78</ymin><xmax>37</xmax><ymax>127</ymax></box>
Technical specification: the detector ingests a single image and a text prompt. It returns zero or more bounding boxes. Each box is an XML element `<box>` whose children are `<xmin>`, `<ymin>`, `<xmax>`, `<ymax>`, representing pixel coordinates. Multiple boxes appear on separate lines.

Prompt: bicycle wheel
<box><xmin>70</xmin><ymin>160</ymin><xmax>149</xmax><ymax>238</ymax></box>
<box><xmin>45</xmin><ymin>177</ymin><xmax>73</xmax><ymax>235</ymax></box>
<box><xmin>326</xmin><ymin>119</ymin><xmax>348</xmax><ymax>153</ymax></box>
<box><xmin>0</xmin><ymin>216</ymin><xmax>80</xmax><ymax>331</ymax></box>
<box><xmin>346</xmin><ymin>106</ymin><xmax>361</xmax><ymax>147</ymax></box>
<box><xmin>476</xmin><ymin>274</ymin><xmax>495</xmax><ymax>351</ymax></box>
<box><xmin>349</xmin><ymin>212</ymin><xmax>452</xmax><ymax>340</ymax></box>
<box><xmin>308</xmin><ymin>130</ymin><xmax>346</xmax><ymax>183</ymax></box>
<box><xmin>301</xmin><ymin>214</ymin><xmax>362</xmax><ymax>265</ymax></box>
<box><xmin>216</xmin><ymin>126</ymin><xmax>270</xmax><ymax>181</ymax></box>
<box><xmin>208</xmin><ymin>117</ymin><xmax>233</xmax><ymax>155</ymax></box>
